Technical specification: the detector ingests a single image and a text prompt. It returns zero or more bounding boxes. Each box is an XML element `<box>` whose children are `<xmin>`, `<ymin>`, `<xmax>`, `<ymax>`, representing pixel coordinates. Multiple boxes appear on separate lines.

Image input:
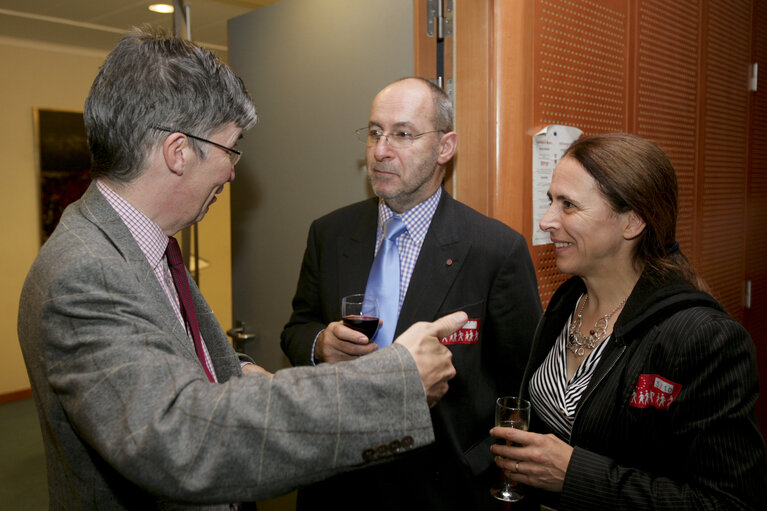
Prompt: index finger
<box><xmin>425</xmin><ymin>311</ymin><xmax>469</xmax><ymax>339</ymax></box>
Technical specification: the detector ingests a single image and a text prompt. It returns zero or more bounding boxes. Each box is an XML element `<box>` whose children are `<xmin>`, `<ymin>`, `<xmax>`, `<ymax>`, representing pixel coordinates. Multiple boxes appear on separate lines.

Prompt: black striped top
<box><xmin>528</xmin><ymin>299</ymin><xmax>610</xmax><ymax>442</ymax></box>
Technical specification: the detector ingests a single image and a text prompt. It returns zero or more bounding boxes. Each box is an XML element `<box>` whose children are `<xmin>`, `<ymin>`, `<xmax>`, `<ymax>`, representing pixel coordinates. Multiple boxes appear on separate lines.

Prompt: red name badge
<box><xmin>440</xmin><ymin>319</ymin><xmax>480</xmax><ymax>345</ymax></box>
<box><xmin>629</xmin><ymin>374</ymin><xmax>682</xmax><ymax>410</ymax></box>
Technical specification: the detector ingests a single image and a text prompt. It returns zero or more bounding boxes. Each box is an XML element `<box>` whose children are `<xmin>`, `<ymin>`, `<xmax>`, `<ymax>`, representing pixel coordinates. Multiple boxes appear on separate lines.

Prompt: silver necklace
<box><xmin>566</xmin><ymin>294</ymin><xmax>627</xmax><ymax>357</ymax></box>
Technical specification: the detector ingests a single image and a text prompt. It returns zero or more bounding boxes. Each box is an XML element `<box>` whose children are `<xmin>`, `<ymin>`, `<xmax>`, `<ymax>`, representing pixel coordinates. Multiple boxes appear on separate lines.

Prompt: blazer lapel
<box><xmin>396</xmin><ymin>193</ymin><xmax>470</xmax><ymax>336</ymax></box>
<box><xmin>337</xmin><ymin>199</ymin><xmax>378</xmax><ymax>305</ymax></box>
<box><xmin>79</xmin><ymin>182</ymin><xmax>199</xmax><ymax>360</ymax></box>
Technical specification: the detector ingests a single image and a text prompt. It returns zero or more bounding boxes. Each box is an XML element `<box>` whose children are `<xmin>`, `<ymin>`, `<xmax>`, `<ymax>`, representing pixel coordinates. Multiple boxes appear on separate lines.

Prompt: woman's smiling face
<box><xmin>539</xmin><ymin>156</ymin><xmax>633</xmax><ymax>278</ymax></box>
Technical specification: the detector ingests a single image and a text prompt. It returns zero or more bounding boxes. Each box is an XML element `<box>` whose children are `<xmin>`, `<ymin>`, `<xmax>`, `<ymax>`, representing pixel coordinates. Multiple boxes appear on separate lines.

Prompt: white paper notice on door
<box><xmin>532</xmin><ymin>125</ymin><xmax>583</xmax><ymax>246</ymax></box>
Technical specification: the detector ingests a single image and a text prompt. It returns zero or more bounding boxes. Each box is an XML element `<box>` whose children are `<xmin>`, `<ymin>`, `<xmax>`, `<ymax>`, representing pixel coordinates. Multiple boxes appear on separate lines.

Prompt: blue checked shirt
<box><xmin>375</xmin><ymin>187</ymin><xmax>442</xmax><ymax>312</ymax></box>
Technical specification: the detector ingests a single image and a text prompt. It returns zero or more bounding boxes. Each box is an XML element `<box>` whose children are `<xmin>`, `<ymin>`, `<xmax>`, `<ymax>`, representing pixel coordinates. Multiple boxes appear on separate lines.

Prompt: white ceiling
<box><xmin>0</xmin><ymin>0</ymin><xmax>279</xmax><ymax>57</ymax></box>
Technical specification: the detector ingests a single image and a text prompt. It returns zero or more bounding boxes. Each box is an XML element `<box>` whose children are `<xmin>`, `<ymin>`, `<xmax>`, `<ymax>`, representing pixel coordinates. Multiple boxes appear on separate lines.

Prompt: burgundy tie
<box><xmin>165</xmin><ymin>236</ymin><xmax>215</xmax><ymax>382</ymax></box>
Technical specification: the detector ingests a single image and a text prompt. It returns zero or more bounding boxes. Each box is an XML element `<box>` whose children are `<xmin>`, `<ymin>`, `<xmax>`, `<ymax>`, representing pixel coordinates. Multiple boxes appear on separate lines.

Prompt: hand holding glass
<box><xmin>490</xmin><ymin>396</ymin><xmax>531</xmax><ymax>502</ymax></box>
<box><xmin>341</xmin><ymin>294</ymin><xmax>379</xmax><ymax>341</ymax></box>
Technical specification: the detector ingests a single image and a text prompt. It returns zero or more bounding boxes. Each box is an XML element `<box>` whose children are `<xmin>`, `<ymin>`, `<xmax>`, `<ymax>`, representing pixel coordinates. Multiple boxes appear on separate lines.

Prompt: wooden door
<box><xmin>450</xmin><ymin>0</ymin><xmax>766</xmax><ymax>437</ymax></box>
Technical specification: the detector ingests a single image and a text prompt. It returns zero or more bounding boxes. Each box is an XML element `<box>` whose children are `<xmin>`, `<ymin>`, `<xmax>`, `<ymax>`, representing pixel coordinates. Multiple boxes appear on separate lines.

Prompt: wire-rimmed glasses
<box><xmin>354</xmin><ymin>127</ymin><xmax>444</xmax><ymax>148</ymax></box>
<box><xmin>153</xmin><ymin>126</ymin><xmax>242</xmax><ymax>166</ymax></box>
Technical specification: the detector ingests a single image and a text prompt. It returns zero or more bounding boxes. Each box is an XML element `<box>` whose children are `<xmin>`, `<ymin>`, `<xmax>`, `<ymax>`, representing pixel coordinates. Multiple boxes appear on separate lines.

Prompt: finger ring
<box><xmin>515</xmin><ymin>461</ymin><xmax>520</xmax><ymax>473</ymax></box>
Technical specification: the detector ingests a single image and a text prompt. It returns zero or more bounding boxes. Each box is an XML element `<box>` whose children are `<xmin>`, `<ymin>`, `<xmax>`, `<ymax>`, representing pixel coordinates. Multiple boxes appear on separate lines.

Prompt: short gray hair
<box><xmin>395</xmin><ymin>77</ymin><xmax>454</xmax><ymax>132</ymax></box>
<box><xmin>84</xmin><ymin>26</ymin><xmax>258</xmax><ymax>182</ymax></box>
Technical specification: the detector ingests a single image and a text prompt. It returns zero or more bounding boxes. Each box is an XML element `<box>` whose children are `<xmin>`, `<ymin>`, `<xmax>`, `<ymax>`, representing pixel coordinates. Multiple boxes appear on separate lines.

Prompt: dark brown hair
<box><xmin>563</xmin><ymin>133</ymin><xmax>706</xmax><ymax>291</ymax></box>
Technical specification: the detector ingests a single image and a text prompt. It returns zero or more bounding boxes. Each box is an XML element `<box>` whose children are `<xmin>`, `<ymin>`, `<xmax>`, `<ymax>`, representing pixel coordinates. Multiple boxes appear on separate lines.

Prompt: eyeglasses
<box><xmin>355</xmin><ymin>127</ymin><xmax>444</xmax><ymax>148</ymax></box>
<box><xmin>153</xmin><ymin>126</ymin><xmax>242</xmax><ymax>166</ymax></box>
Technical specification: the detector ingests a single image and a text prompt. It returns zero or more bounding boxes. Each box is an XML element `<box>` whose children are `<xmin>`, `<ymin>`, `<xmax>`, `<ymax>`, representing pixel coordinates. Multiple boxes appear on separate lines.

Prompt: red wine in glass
<box><xmin>341</xmin><ymin>294</ymin><xmax>379</xmax><ymax>341</ymax></box>
<box><xmin>342</xmin><ymin>315</ymin><xmax>380</xmax><ymax>339</ymax></box>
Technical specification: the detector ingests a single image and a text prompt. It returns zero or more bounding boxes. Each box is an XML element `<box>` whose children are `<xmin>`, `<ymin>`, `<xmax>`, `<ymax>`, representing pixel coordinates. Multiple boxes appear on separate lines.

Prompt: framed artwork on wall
<box><xmin>35</xmin><ymin>108</ymin><xmax>91</xmax><ymax>244</ymax></box>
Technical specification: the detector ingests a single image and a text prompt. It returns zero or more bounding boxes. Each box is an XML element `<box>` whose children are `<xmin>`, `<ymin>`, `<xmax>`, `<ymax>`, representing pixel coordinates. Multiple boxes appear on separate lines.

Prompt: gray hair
<box><xmin>395</xmin><ymin>77</ymin><xmax>454</xmax><ymax>132</ymax></box>
<box><xmin>84</xmin><ymin>26</ymin><xmax>258</xmax><ymax>182</ymax></box>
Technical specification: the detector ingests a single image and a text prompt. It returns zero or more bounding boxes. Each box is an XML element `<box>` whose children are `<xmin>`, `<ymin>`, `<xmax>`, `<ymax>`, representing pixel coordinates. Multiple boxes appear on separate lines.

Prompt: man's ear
<box><xmin>162</xmin><ymin>132</ymin><xmax>189</xmax><ymax>176</ymax></box>
<box><xmin>437</xmin><ymin>131</ymin><xmax>457</xmax><ymax>164</ymax></box>
<box><xmin>623</xmin><ymin>210</ymin><xmax>646</xmax><ymax>240</ymax></box>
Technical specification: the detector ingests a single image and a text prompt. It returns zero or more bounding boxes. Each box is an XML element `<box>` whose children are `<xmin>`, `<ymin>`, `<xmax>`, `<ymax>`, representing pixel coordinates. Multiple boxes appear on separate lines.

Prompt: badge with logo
<box><xmin>440</xmin><ymin>319</ymin><xmax>480</xmax><ymax>345</ymax></box>
<box><xmin>629</xmin><ymin>374</ymin><xmax>681</xmax><ymax>410</ymax></box>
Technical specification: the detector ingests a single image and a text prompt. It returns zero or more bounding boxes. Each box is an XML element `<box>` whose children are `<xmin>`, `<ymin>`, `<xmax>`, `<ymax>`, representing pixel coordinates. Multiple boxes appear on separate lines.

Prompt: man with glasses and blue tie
<box><xmin>17</xmin><ymin>29</ymin><xmax>465</xmax><ymax>510</ymax></box>
<box><xmin>281</xmin><ymin>77</ymin><xmax>543</xmax><ymax>510</ymax></box>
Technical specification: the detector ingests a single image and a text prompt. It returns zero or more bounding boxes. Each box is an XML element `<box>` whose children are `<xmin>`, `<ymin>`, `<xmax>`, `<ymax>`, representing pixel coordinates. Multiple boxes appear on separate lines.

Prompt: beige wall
<box><xmin>0</xmin><ymin>37</ymin><xmax>233</xmax><ymax>397</ymax></box>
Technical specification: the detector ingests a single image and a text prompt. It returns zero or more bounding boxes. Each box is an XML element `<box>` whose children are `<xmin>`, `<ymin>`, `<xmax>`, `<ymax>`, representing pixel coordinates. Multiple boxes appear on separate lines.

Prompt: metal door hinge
<box><xmin>426</xmin><ymin>0</ymin><xmax>454</xmax><ymax>38</ymax></box>
<box><xmin>746</xmin><ymin>280</ymin><xmax>752</xmax><ymax>309</ymax></box>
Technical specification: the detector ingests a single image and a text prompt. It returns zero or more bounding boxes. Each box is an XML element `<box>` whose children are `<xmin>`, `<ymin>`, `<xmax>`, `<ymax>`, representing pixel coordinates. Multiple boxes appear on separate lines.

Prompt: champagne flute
<box><xmin>341</xmin><ymin>294</ymin><xmax>379</xmax><ymax>341</ymax></box>
<box><xmin>490</xmin><ymin>396</ymin><xmax>531</xmax><ymax>502</ymax></box>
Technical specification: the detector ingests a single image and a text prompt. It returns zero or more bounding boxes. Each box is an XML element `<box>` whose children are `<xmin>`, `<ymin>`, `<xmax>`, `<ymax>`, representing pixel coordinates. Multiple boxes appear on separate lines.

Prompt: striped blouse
<box><xmin>528</xmin><ymin>297</ymin><xmax>610</xmax><ymax>441</ymax></box>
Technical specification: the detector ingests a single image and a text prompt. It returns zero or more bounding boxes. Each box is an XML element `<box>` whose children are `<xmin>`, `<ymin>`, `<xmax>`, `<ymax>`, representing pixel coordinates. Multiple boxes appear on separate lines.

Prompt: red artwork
<box><xmin>38</xmin><ymin>109</ymin><xmax>91</xmax><ymax>243</ymax></box>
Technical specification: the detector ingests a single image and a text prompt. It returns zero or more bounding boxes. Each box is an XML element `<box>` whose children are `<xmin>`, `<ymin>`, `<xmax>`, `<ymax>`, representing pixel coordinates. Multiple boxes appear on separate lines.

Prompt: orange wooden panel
<box><xmin>632</xmin><ymin>0</ymin><xmax>700</xmax><ymax>264</ymax></box>
<box><xmin>452</xmin><ymin>0</ymin><xmax>493</xmax><ymax>216</ymax></box>
<box><xmin>414</xmin><ymin>0</ymin><xmax>438</xmax><ymax>79</ymax></box>
<box><xmin>462</xmin><ymin>0</ymin><xmax>757</xmax><ymax>318</ymax></box>
<box><xmin>493</xmin><ymin>0</ymin><xmax>536</xmax><ymax>249</ymax></box>
<box><xmin>746</xmin><ymin>0</ymin><xmax>767</xmax><ymax>339</ymax></box>
<box><xmin>698</xmin><ymin>0</ymin><xmax>751</xmax><ymax>320</ymax></box>
<box><xmin>529</xmin><ymin>0</ymin><xmax>631</xmax><ymax>306</ymax></box>
<box><xmin>746</xmin><ymin>0</ymin><xmax>767</xmax><ymax>447</ymax></box>
<box><xmin>533</xmin><ymin>0</ymin><xmax>629</xmax><ymax>135</ymax></box>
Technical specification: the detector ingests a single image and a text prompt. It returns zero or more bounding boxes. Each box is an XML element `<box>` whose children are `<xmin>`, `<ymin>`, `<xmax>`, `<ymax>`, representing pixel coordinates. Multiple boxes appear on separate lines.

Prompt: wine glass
<box><xmin>490</xmin><ymin>396</ymin><xmax>531</xmax><ymax>502</ymax></box>
<box><xmin>341</xmin><ymin>294</ymin><xmax>379</xmax><ymax>341</ymax></box>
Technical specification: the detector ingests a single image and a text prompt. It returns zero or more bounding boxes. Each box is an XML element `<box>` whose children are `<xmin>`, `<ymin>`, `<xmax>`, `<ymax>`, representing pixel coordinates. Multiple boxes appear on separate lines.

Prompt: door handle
<box><xmin>226</xmin><ymin>321</ymin><xmax>257</xmax><ymax>351</ymax></box>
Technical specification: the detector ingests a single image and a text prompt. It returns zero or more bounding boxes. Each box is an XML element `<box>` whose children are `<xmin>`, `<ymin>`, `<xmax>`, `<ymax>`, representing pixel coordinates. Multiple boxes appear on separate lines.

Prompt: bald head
<box><xmin>364</xmin><ymin>77</ymin><xmax>457</xmax><ymax>213</ymax></box>
<box><xmin>376</xmin><ymin>77</ymin><xmax>453</xmax><ymax>132</ymax></box>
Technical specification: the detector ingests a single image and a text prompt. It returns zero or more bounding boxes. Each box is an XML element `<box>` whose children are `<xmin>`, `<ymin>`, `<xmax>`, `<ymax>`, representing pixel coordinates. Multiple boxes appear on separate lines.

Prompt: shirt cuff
<box><xmin>310</xmin><ymin>329</ymin><xmax>324</xmax><ymax>366</ymax></box>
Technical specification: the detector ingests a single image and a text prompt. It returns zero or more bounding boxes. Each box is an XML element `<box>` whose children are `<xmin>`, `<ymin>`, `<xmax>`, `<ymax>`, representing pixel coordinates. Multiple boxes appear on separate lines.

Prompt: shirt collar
<box><xmin>377</xmin><ymin>187</ymin><xmax>442</xmax><ymax>243</ymax></box>
<box><xmin>96</xmin><ymin>179</ymin><xmax>170</xmax><ymax>268</ymax></box>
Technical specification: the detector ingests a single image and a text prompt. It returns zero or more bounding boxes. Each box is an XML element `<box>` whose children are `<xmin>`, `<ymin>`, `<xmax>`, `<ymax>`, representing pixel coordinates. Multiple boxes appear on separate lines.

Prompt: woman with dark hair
<box><xmin>491</xmin><ymin>133</ymin><xmax>767</xmax><ymax>509</ymax></box>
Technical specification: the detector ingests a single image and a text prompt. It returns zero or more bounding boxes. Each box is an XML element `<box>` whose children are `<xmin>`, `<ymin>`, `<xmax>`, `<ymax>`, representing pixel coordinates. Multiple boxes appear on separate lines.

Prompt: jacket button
<box><xmin>401</xmin><ymin>436</ymin><xmax>414</xmax><ymax>449</ymax></box>
<box><xmin>362</xmin><ymin>448</ymin><xmax>375</xmax><ymax>462</ymax></box>
<box><xmin>388</xmin><ymin>439</ymin><xmax>402</xmax><ymax>453</ymax></box>
<box><xmin>375</xmin><ymin>444</ymin><xmax>388</xmax><ymax>458</ymax></box>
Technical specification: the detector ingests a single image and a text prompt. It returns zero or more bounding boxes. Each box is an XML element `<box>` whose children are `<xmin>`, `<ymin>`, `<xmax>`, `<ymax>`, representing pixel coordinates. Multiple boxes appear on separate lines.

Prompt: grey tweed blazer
<box><xmin>18</xmin><ymin>182</ymin><xmax>434</xmax><ymax>510</ymax></box>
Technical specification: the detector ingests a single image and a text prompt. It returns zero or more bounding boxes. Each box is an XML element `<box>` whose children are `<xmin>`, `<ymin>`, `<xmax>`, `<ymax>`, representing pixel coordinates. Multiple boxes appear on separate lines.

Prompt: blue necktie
<box><xmin>364</xmin><ymin>216</ymin><xmax>407</xmax><ymax>347</ymax></box>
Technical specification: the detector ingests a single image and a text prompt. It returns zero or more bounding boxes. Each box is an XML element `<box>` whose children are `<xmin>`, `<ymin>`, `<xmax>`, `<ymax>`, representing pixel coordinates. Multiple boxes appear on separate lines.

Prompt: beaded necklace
<box><xmin>566</xmin><ymin>294</ymin><xmax>627</xmax><ymax>357</ymax></box>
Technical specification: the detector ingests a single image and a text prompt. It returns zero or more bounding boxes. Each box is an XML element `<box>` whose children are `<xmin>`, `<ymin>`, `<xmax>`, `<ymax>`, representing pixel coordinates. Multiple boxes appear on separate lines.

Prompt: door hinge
<box><xmin>746</xmin><ymin>280</ymin><xmax>752</xmax><ymax>309</ymax></box>
<box><xmin>426</xmin><ymin>0</ymin><xmax>454</xmax><ymax>38</ymax></box>
<box><xmin>750</xmin><ymin>63</ymin><xmax>758</xmax><ymax>92</ymax></box>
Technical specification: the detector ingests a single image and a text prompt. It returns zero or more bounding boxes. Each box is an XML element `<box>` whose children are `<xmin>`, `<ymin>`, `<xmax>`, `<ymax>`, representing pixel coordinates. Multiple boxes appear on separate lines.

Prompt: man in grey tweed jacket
<box><xmin>17</xmin><ymin>27</ymin><xmax>461</xmax><ymax>510</ymax></box>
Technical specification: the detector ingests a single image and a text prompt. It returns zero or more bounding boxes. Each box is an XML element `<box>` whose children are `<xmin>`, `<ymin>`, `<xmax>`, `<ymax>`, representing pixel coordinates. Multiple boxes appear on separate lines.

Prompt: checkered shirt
<box><xmin>375</xmin><ymin>187</ymin><xmax>441</xmax><ymax>311</ymax></box>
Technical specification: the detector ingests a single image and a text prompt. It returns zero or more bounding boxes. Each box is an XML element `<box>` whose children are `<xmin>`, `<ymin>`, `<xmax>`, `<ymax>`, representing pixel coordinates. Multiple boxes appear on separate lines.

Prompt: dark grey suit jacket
<box><xmin>281</xmin><ymin>192</ymin><xmax>542</xmax><ymax>510</ymax></box>
<box><xmin>17</xmin><ymin>182</ymin><xmax>435</xmax><ymax>510</ymax></box>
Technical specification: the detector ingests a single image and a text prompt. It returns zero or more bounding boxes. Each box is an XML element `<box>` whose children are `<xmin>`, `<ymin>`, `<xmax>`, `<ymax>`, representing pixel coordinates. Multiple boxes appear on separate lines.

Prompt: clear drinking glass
<box><xmin>341</xmin><ymin>294</ymin><xmax>379</xmax><ymax>341</ymax></box>
<box><xmin>490</xmin><ymin>396</ymin><xmax>531</xmax><ymax>502</ymax></box>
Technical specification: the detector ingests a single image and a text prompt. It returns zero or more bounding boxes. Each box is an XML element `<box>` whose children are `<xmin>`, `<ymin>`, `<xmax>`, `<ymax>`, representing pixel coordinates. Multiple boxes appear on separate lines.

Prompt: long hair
<box><xmin>563</xmin><ymin>133</ymin><xmax>707</xmax><ymax>291</ymax></box>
